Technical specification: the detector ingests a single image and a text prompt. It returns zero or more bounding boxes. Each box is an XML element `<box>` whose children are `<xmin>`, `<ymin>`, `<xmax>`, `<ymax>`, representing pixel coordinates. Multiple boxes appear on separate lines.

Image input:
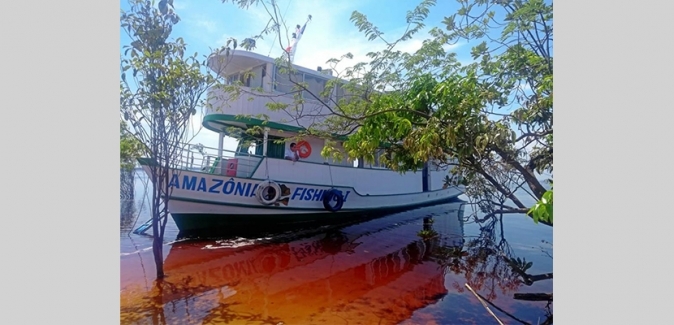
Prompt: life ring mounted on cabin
<box><xmin>322</xmin><ymin>189</ymin><xmax>344</xmax><ymax>212</ymax></box>
<box><xmin>256</xmin><ymin>180</ymin><xmax>282</xmax><ymax>205</ymax></box>
<box><xmin>296</xmin><ymin>140</ymin><xmax>312</xmax><ymax>159</ymax></box>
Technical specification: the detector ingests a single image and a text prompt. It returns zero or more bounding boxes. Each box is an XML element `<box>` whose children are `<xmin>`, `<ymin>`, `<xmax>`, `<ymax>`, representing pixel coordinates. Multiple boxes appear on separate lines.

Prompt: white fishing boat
<box><xmin>137</xmin><ymin>40</ymin><xmax>464</xmax><ymax>235</ymax></box>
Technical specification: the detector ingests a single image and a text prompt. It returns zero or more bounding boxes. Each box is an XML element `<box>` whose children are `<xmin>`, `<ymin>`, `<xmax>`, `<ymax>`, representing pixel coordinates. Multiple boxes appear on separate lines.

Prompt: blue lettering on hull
<box><xmin>168</xmin><ymin>174</ymin><xmax>352</xmax><ymax>202</ymax></box>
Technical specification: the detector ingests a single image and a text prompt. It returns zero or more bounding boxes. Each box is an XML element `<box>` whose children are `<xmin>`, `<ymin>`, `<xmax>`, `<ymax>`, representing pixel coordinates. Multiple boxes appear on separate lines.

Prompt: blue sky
<box><xmin>120</xmin><ymin>0</ymin><xmax>477</xmax><ymax>151</ymax></box>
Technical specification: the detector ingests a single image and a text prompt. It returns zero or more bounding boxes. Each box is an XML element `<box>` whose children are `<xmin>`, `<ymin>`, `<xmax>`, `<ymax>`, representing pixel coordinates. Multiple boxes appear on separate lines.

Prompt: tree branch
<box><xmin>472</xmin><ymin>160</ymin><xmax>528</xmax><ymax>209</ymax></box>
<box><xmin>515</xmin><ymin>129</ymin><xmax>552</xmax><ymax>142</ymax></box>
<box><xmin>491</xmin><ymin>146</ymin><xmax>545</xmax><ymax>199</ymax></box>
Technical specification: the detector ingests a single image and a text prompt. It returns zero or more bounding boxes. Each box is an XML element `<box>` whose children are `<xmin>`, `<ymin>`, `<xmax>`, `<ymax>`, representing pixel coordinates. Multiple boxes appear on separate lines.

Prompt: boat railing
<box><xmin>168</xmin><ymin>142</ymin><xmax>264</xmax><ymax>178</ymax></box>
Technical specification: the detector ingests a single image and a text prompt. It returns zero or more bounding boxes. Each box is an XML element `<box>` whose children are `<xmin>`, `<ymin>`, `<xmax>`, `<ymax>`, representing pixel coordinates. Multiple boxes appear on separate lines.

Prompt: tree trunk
<box><xmin>153</xmin><ymin>236</ymin><xmax>164</xmax><ymax>279</ymax></box>
<box><xmin>150</xmin><ymin>169</ymin><xmax>165</xmax><ymax>279</ymax></box>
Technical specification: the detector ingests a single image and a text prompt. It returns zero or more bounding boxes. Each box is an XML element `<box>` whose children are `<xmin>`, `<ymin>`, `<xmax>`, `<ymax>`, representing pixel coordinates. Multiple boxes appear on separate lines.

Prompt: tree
<box><xmin>120</xmin><ymin>0</ymin><xmax>225</xmax><ymax>278</ymax></box>
<box><xmin>334</xmin><ymin>0</ymin><xmax>553</xmax><ymax>225</ymax></box>
<box><xmin>218</xmin><ymin>0</ymin><xmax>553</xmax><ymax>226</ymax></box>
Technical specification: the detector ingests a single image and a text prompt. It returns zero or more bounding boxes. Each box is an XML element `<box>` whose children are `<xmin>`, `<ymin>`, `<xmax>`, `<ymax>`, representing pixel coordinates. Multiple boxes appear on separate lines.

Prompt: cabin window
<box><xmin>236</xmin><ymin>141</ymin><xmax>251</xmax><ymax>154</ymax></box>
<box><xmin>303</xmin><ymin>74</ymin><xmax>329</xmax><ymax>101</ymax></box>
<box><xmin>248</xmin><ymin>65</ymin><xmax>265</xmax><ymax>89</ymax></box>
<box><xmin>274</xmin><ymin>65</ymin><xmax>303</xmax><ymax>94</ymax></box>
<box><xmin>335</xmin><ymin>83</ymin><xmax>363</xmax><ymax>104</ymax></box>
<box><xmin>226</xmin><ymin>74</ymin><xmax>240</xmax><ymax>85</ymax></box>
<box><xmin>226</xmin><ymin>65</ymin><xmax>266</xmax><ymax>89</ymax></box>
<box><xmin>235</xmin><ymin>134</ymin><xmax>258</xmax><ymax>155</ymax></box>
<box><xmin>335</xmin><ymin>84</ymin><xmax>346</xmax><ymax>103</ymax></box>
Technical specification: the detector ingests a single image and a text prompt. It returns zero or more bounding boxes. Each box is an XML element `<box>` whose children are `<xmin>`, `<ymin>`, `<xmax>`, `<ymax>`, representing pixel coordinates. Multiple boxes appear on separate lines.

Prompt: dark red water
<box><xmin>121</xmin><ymin>172</ymin><xmax>553</xmax><ymax>324</ymax></box>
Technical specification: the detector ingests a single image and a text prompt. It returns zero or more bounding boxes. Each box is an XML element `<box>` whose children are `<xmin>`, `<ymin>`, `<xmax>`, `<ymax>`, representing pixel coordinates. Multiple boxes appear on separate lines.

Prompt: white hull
<box><xmin>139</xmin><ymin>157</ymin><xmax>464</xmax><ymax>234</ymax></box>
<box><xmin>166</xmin><ymin>187</ymin><xmax>463</xmax><ymax>216</ymax></box>
<box><xmin>141</xmin><ymin>162</ymin><xmax>464</xmax><ymax>216</ymax></box>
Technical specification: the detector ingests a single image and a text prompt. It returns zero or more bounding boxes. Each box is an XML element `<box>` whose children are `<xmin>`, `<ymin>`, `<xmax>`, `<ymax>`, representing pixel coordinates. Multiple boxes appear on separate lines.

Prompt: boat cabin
<box><xmin>200</xmin><ymin>50</ymin><xmax>389</xmax><ymax>174</ymax></box>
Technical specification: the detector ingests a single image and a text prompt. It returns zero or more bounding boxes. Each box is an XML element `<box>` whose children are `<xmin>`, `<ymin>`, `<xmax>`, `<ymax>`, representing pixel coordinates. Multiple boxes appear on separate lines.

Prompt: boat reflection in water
<box><xmin>120</xmin><ymin>202</ymin><xmax>465</xmax><ymax>324</ymax></box>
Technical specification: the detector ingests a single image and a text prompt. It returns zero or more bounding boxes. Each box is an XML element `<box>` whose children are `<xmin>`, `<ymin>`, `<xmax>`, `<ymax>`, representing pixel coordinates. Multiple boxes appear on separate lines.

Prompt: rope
<box><xmin>267</xmin><ymin>0</ymin><xmax>293</xmax><ymax>57</ymax></box>
<box><xmin>267</xmin><ymin>30</ymin><xmax>278</xmax><ymax>57</ymax></box>
<box><xmin>265</xmin><ymin>155</ymin><xmax>270</xmax><ymax>180</ymax></box>
<box><xmin>328</xmin><ymin>163</ymin><xmax>334</xmax><ymax>188</ymax></box>
<box><xmin>282</xmin><ymin>0</ymin><xmax>292</xmax><ymax>20</ymax></box>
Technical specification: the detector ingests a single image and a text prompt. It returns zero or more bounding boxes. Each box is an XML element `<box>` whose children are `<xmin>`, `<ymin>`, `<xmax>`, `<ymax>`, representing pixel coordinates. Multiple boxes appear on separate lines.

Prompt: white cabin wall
<box><xmin>428</xmin><ymin>161</ymin><xmax>458</xmax><ymax>191</ymax></box>
<box><xmin>252</xmin><ymin>158</ymin><xmax>424</xmax><ymax>195</ymax></box>
<box><xmin>272</xmin><ymin>134</ymin><xmax>351</xmax><ymax>166</ymax></box>
<box><xmin>207</xmin><ymin>88</ymin><xmax>332</xmax><ymax>131</ymax></box>
<box><xmin>430</xmin><ymin>169</ymin><xmax>448</xmax><ymax>191</ymax></box>
<box><xmin>206</xmin><ymin>52</ymin><xmax>352</xmax><ymax>133</ymax></box>
<box><xmin>286</xmin><ymin>136</ymin><xmax>324</xmax><ymax>164</ymax></box>
<box><xmin>263</xmin><ymin>128</ymin><xmax>350</xmax><ymax>166</ymax></box>
<box><xmin>323</xmin><ymin>140</ymin><xmax>351</xmax><ymax>166</ymax></box>
<box><xmin>207</xmin><ymin>64</ymin><xmax>343</xmax><ymax>133</ymax></box>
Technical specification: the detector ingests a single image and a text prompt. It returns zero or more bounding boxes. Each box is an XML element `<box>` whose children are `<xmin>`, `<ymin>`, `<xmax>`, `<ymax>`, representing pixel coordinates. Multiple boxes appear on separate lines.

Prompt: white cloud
<box><xmin>194</xmin><ymin>19</ymin><xmax>218</xmax><ymax>34</ymax></box>
<box><xmin>181</xmin><ymin>13</ymin><xmax>224</xmax><ymax>48</ymax></box>
<box><xmin>173</xmin><ymin>0</ymin><xmax>188</xmax><ymax>10</ymax></box>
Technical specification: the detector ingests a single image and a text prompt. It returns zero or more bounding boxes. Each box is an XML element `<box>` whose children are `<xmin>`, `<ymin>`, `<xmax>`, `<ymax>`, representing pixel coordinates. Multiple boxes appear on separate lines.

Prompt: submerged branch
<box><xmin>465</xmin><ymin>283</ymin><xmax>505</xmax><ymax>325</ymax></box>
<box><xmin>475</xmin><ymin>208</ymin><xmax>551</xmax><ymax>227</ymax></box>
<box><xmin>475</xmin><ymin>208</ymin><xmax>529</xmax><ymax>222</ymax></box>
<box><xmin>471</xmin><ymin>290</ymin><xmax>533</xmax><ymax>325</ymax></box>
<box><xmin>503</xmin><ymin>256</ymin><xmax>553</xmax><ymax>285</ymax></box>
<box><xmin>513</xmin><ymin>293</ymin><xmax>553</xmax><ymax>302</ymax></box>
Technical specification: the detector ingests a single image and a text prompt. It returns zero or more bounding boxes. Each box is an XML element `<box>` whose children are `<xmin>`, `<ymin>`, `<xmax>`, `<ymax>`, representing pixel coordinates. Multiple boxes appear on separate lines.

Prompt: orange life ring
<box><xmin>296</xmin><ymin>140</ymin><xmax>312</xmax><ymax>158</ymax></box>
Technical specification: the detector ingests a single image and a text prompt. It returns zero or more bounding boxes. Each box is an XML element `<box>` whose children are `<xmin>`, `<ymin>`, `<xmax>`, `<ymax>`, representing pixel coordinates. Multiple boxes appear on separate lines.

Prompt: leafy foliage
<box><xmin>346</xmin><ymin>0</ymin><xmax>553</xmax><ymax>223</ymax></box>
<box><xmin>529</xmin><ymin>188</ymin><xmax>553</xmax><ymax>224</ymax></box>
<box><xmin>218</xmin><ymin>0</ymin><xmax>553</xmax><ymax>225</ymax></box>
<box><xmin>339</xmin><ymin>0</ymin><xmax>553</xmax><ymax>224</ymax></box>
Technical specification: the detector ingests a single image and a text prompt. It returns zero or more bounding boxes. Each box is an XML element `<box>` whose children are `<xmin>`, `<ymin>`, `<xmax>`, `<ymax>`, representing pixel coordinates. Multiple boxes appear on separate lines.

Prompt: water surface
<box><xmin>121</xmin><ymin>170</ymin><xmax>553</xmax><ymax>324</ymax></box>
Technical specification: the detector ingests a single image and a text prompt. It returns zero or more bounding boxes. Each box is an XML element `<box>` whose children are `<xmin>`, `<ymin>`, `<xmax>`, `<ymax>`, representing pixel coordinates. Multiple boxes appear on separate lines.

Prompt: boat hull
<box><xmin>168</xmin><ymin>196</ymin><xmax>461</xmax><ymax>236</ymax></box>
<box><xmin>139</xmin><ymin>163</ymin><xmax>464</xmax><ymax>236</ymax></box>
